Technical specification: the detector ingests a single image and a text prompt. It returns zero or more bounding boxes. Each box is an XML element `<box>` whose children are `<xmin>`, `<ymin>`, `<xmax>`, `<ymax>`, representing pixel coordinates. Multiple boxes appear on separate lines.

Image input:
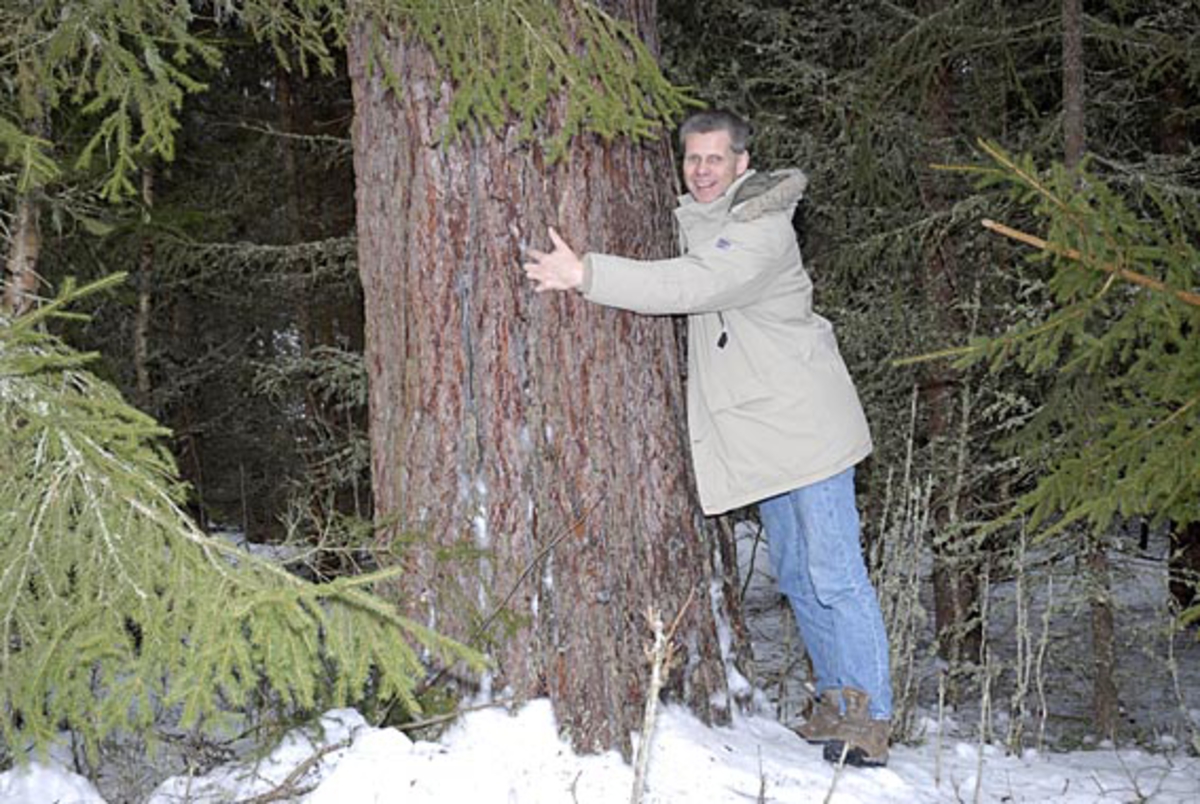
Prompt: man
<box><xmin>522</xmin><ymin>109</ymin><xmax>892</xmax><ymax>767</ymax></box>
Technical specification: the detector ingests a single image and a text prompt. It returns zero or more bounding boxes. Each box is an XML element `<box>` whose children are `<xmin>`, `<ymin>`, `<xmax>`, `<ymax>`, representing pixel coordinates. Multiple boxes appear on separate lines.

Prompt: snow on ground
<box><xmin>3</xmin><ymin>699</ymin><xmax>1199</xmax><ymax>803</ymax></box>
<box><xmin>3</xmin><ymin>523</ymin><xmax>1198</xmax><ymax>803</ymax></box>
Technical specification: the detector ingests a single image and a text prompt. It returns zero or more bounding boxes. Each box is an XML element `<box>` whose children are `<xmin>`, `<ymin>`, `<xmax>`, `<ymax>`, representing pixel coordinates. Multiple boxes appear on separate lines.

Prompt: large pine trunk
<box><xmin>346</xmin><ymin>5</ymin><xmax>735</xmax><ymax>755</ymax></box>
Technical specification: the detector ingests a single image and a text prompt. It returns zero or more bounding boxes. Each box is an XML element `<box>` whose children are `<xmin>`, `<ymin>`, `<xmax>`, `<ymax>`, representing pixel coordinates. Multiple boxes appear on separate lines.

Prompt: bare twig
<box><xmin>822</xmin><ymin>742</ymin><xmax>850</xmax><ymax>804</ymax></box>
<box><xmin>740</xmin><ymin>520</ymin><xmax>765</xmax><ymax>602</ymax></box>
<box><xmin>630</xmin><ymin>589</ymin><xmax>697</xmax><ymax>804</ymax></box>
<box><xmin>1034</xmin><ymin>576</ymin><xmax>1054</xmax><ymax>752</ymax></box>
<box><xmin>396</xmin><ymin>698</ymin><xmax>510</xmax><ymax>734</ymax></box>
<box><xmin>757</xmin><ymin>747</ymin><xmax>768</xmax><ymax>803</ymax></box>
<box><xmin>631</xmin><ymin>607</ymin><xmax>668</xmax><ymax>804</ymax></box>
<box><xmin>412</xmin><ymin>500</ymin><xmax>601</xmax><ymax>702</ymax></box>
<box><xmin>936</xmin><ymin>669</ymin><xmax>946</xmax><ymax>788</ymax></box>
<box><xmin>234</xmin><ymin>737</ymin><xmax>352</xmax><ymax>804</ymax></box>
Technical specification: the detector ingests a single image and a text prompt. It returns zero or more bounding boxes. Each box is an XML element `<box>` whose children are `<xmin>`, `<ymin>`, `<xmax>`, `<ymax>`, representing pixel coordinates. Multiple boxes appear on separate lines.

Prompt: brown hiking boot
<box><xmin>795</xmin><ymin>689</ymin><xmax>842</xmax><ymax>744</ymax></box>
<box><xmin>821</xmin><ymin>687</ymin><xmax>889</xmax><ymax>767</ymax></box>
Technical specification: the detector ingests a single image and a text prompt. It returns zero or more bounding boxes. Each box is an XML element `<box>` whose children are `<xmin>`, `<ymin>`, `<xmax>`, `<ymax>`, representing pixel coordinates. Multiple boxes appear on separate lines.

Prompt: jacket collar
<box><xmin>676</xmin><ymin>168</ymin><xmax>808</xmax><ymax>224</ymax></box>
<box><xmin>677</xmin><ymin>169</ymin><xmax>757</xmax><ymax>214</ymax></box>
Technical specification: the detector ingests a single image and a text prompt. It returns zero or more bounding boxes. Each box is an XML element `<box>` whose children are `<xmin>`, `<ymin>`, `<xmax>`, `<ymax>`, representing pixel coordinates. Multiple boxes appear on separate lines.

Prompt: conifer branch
<box><xmin>981</xmin><ymin>218</ymin><xmax>1200</xmax><ymax>308</ymax></box>
<box><xmin>1</xmin><ymin>283</ymin><xmax>484</xmax><ymax>760</ymax></box>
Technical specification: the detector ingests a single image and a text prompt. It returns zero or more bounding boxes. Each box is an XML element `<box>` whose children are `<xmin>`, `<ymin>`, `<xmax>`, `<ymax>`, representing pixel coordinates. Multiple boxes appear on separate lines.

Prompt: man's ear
<box><xmin>736</xmin><ymin>151</ymin><xmax>750</xmax><ymax>176</ymax></box>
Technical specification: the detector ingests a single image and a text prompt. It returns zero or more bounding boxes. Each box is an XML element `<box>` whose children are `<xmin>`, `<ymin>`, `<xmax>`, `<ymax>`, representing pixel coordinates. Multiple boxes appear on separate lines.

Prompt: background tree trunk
<box><xmin>3</xmin><ymin>196</ymin><xmax>41</xmax><ymax>316</ymax></box>
<box><xmin>1155</xmin><ymin>64</ymin><xmax>1198</xmax><ymax>620</ymax></box>
<box><xmin>917</xmin><ymin>46</ymin><xmax>981</xmax><ymax>688</ymax></box>
<box><xmin>134</xmin><ymin>165</ymin><xmax>155</xmax><ymax>410</ymax></box>
<box><xmin>346</xmin><ymin>4</ymin><xmax>735</xmax><ymax>756</ymax></box>
<box><xmin>1062</xmin><ymin>0</ymin><xmax>1086</xmax><ymax>172</ymax></box>
<box><xmin>1062</xmin><ymin>0</ymin><xmax>1118</xmax><ymax>742</ymax></box>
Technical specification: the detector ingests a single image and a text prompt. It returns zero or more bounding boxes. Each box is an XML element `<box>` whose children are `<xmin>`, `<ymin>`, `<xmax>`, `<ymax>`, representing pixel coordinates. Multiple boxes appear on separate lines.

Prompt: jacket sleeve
<box><xmin>581</xmin><ymin>215</ymin><xmax>793</xmax><ymax>315</ymax></box>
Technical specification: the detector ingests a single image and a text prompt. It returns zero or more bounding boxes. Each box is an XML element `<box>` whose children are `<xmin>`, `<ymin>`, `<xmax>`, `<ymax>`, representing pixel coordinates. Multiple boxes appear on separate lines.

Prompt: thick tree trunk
<box><xmin>346</xmin><ymin>6</ymin><xmax>734</xmax><ymax>756</ymax></box>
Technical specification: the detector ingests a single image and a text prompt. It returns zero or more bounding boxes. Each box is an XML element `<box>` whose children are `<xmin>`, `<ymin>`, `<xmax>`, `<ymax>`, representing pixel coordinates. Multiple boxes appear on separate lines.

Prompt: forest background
<box><xmin>2</xmin><ymin>0</ymin><xmax>1199</xmax><ymax>795</ymax></box>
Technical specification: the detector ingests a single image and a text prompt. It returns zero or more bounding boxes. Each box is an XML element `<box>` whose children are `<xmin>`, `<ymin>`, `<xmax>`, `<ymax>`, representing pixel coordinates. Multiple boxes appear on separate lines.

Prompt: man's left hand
<box><xmin>523</xmin><ymin>227</ymin><xmax>584</xmax><ymax>292</ymax></box>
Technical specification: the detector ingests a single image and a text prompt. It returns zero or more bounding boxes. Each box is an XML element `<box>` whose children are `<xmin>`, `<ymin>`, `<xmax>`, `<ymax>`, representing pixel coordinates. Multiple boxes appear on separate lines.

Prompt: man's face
<box><xmin>682</xmin><ymin>129</ymin><xmax>750</xmax><ymax>205</ymax></box>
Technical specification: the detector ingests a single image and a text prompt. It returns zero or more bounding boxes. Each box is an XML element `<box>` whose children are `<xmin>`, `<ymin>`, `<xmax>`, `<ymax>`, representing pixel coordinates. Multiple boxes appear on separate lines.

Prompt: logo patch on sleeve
<box><xmin>715</xmin><ymin>237</ymin><xmax>733</xmax><ymax>251</ymax></box>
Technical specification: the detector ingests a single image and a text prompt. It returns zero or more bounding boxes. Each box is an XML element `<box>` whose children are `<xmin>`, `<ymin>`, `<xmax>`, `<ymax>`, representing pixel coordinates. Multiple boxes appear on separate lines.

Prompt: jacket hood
<box><xmin>729</xmin><ymin>169</ymin><xmax>808</xmax><ymax>222</ymax></box>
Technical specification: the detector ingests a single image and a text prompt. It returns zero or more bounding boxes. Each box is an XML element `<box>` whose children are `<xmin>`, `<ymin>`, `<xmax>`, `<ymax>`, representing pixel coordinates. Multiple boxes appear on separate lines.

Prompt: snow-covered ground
<box><xmin>3</xmin><ymin>523</ymin><xmax>1198</xmax><ymax>803</ymax></box>
<box><xmin>3</xmin><ymin>698</ymin><xmax>1198</xmax><ymax>803</ymax></box>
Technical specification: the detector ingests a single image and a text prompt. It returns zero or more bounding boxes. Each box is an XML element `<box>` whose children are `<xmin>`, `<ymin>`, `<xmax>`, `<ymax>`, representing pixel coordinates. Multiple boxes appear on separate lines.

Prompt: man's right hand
<box><xmin>522</xmin><ymin>227</ymin><xmax>584</xmax><ymax>293</ymax></box>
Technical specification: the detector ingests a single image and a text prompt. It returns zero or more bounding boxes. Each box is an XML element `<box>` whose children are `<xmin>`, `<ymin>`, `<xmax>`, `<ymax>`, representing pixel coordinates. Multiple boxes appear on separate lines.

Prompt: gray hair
<box><xmin>678</xmin><ymin>109</ymin><xmax>751</xmax><ymax>154</ymax></box>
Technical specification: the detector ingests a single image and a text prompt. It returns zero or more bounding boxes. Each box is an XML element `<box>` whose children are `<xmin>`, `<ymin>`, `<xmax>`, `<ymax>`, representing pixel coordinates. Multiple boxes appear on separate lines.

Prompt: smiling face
<box><xmin>682</xmin><ymin>129</ymin><xmax>750</xmax><ymax>205</ymax></box>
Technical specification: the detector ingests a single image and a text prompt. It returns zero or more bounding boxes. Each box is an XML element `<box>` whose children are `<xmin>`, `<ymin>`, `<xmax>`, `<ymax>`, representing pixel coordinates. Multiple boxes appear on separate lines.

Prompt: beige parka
<box><xmin>580</xmin><ymin>169</ymin><xmax>872</xmax><ymax>515</ymax></box>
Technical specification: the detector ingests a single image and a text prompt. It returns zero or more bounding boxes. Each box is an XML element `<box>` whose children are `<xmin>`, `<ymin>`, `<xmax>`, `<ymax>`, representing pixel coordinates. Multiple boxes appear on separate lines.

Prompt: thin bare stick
<box><xmin>822</xmin><ymin>743</ymin><xmax>850</xmax><ymax>804</ymax></box>
<box><xmin>397</xmin><ymin>698</ymin><xmax>510</xmax><ymax>733</ymax></box>
<box><xmin>935</xmin><ymin>670</ymin><xmax>946</xmax><ymax>788</ymax></box>
<box><xmin>631</xmin><ymin>590</ymin><xmax>696</xmax><ymax>804</ymax></box>
<box><xmin>1034</xmin><ymin>576</ymin><xmax>1054</xmax><ymax>751</ymax></box>
<box><xmin>235</xmin><ymin>737</ymin><xmax>352</xmax><ymax>804</ymax></box>
<box><xmin>631</xmin><ymin>608</ymin><xmax>664</xmax><ymax>804</ymax></box>
<box><xmin>412</xmin><ymin>499</ymin><xmax>601</xmax><ymax>702</ymax></box>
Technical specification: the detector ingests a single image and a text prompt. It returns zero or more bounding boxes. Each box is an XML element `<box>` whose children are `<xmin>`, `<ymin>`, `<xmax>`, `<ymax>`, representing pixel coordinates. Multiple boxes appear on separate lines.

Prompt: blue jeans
<box><xmin>758</xmin><ymin>467</ymin><xmax>892</xmax><ymax>720</ymax></box>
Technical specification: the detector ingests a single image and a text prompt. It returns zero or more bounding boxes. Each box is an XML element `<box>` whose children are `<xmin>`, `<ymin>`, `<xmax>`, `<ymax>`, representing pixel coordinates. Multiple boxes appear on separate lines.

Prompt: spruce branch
<box><xmin>981</xmin><ymin>218</ymin><xmax>1200</xmax><ymax>308</ymax></box>
<box><xmin>0</xmin><ymin>281</ymin><xmax>483</xmax><ymax>762</ymax></box>
<box><xmin>8</xmin><ymin>0</ymin><xmax>691</xmax><ymax>205</ymax></box>
<box><xmin>919</xmin><ymin>145</ymin><xmax>1200</xmax><ymax>545</ymax></box>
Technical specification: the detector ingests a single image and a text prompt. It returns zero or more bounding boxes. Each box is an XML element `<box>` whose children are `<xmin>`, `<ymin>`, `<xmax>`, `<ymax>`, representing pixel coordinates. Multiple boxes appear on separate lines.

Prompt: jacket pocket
<box><xmin>701</xmin><ymin>361</ymin><xmax>774</xmax><ymax>412</ymax></box>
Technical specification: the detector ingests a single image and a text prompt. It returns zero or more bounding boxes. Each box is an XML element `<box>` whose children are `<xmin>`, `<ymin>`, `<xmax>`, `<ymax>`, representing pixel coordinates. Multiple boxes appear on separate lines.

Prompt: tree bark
<box><xmin>346</xmin><ymin>4</ymin><xmax>735</xmax><ymax>756</ymax></box>
<box><xmin>1084</xmin><ymin>531</ymin><xmax>1118</xmax><ymax>742</ymax></box>
<box><xmin>134</xmin><ymin>166</ymin><xmax>155</xmax><ymax>411</ymax></box>
<box><xmin>3</xmin><ymin>196</ymin><xmax>41</xmax><ymax>316</ymax></box>
<box><xmin>913</xmin><ymin>9</ymin><xmax>981</xmax><ymax>681</ymax></box>
<box><xmin>1155</xmin><ymin>64</ymin><xmax>1197</xmax><ymax>620</ymax></box>
<box><xmin>1062</xmin><ymin>0</ymin><xmax>1117</xmax><ymax>741</ymax></box>
<box><xmin>1169</xmin><ymin>521</ymin><xmax>1200</xmax><ymax>613</ymax></box>
<box><xmin>1062</xmin><ymin>0</ymin><xmax>1085</xmax><ymax>170</ymax></box>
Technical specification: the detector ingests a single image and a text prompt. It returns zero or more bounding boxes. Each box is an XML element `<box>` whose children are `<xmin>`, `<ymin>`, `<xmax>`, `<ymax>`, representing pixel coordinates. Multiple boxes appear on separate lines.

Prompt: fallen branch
<box><xmin>235</xmin><ymin>736</ymin><xmax>352</xmax><ymax>804</ymax></box>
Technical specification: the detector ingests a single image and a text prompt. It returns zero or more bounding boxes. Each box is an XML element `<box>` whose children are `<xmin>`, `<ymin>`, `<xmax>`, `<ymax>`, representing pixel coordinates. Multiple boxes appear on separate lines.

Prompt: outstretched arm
<box><xmin>522</xmin><ymin>227</ymin><xmax>584</xmax><ymax>292</ymax></box>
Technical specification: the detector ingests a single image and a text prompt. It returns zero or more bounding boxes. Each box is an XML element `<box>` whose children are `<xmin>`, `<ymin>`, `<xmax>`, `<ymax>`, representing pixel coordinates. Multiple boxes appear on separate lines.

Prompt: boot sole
<box><xmin>822</xmin><ymin>740</ymin><xmax>887</xmax><ymax>768</ymax></box>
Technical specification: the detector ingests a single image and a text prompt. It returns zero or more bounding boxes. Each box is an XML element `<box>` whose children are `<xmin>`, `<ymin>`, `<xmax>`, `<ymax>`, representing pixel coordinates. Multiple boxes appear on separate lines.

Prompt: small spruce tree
<box><xmin>946</xmin><ymin>142</ymin><xmax>1200</xmax><ymax>627</ymax></box>
<box><xmin>0</xmin><ymin>277</ymin><xmax>482</xmax><ymax>762</ymax></box>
